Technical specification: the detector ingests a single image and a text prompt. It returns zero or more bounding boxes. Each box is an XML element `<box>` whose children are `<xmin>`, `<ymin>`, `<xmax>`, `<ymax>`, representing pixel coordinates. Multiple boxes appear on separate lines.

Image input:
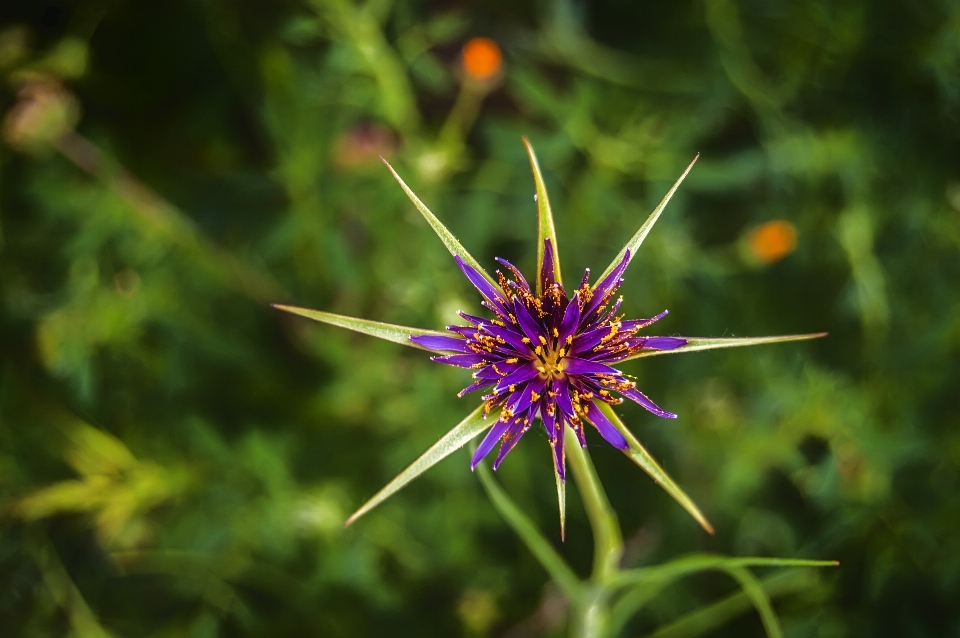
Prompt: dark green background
<box><xmin>2</xmin><ymin>0</ymin><xmax>959</xmax><ymax>636</ymax></box>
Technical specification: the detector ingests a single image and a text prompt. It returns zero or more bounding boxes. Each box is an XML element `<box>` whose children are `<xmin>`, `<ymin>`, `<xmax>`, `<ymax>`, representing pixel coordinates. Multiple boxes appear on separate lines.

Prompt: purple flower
<box><xmin>411</xmin><ymin>238</ymin><xmax>686</xmax><ymax>481</ymax></box>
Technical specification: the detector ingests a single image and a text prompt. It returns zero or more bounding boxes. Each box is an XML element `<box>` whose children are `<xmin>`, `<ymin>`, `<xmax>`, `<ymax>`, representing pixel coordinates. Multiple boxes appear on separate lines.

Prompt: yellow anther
<box><xmin>530</xmin><ymin>392</ymin><xmax>541</xmax><ymax>402</ymax></box>
<box><xmin>599</xmin><ymin>389</ymin><xmax>610</xmax><ymax>396</ymax></box>
<box><xmin>508</xmin><ymin>384</ymin><xmax>516</xmax><ymax>392</ymax></box>
<box><xmin>522</xmin><ymin>337</ymin><xmax>531</xmax><ymax>343</ymax></box>
<box><xmin>566</xmin><ymin>335</ymin><xmax>573</xmax><ymax>344</ymax></box>
<box><xmin>534</xmin><ymin>346</ymin><xmax>543</xmax><ymax>356</ymax></box>
<box><xmin>505</xmin><ymin>357</ymin><xmax>518</xmax><ymax>364</ymax></box>
<box><xmin>539</xmin><ymin>335</ymin><xmax>547</xmax><ymax>345</ymax></box>
<box><xmin>553</xmin><ymin>328</ymin><xmax>559</xmax><ymax>338</ymax></box>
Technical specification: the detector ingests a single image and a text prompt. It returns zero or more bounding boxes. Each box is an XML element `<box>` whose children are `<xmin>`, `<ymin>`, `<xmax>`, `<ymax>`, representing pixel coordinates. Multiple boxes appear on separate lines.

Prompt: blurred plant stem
<box><xmin>52</xmin><ymin>130</ymin><xmax>288</xmax><ymax>304</ymax></box>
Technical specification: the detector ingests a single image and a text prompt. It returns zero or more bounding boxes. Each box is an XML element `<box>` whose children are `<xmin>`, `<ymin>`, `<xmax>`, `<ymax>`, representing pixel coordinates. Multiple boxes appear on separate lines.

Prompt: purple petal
<box><xmin>495</xmin><ymin>257</ymin><xmax>531</xmax><ymax>292</ymax></box>
<box><xmin>554</xmin><ymin>378</ymin><xmax>575</xmax><ymax>418</ymax></box>
<box><xmin>552</xmin><ymin>421</ymin><xmax>566</xmax><ymax>482</ymax></box>
<box><xmin>493</xmin><ymin>407</ymin><xmax>536</xmax><ymax>470</ymax></box>
<box><xmin>506</xmin><ymin>377</ymin><xmax>547</xmax><ymax>415</ymax></box>
<box><xmin>558</xmin><ymin>292</ymin><xmax>581</xmax><ymax>343</ymax></box>
<box><xmin>410</xmin><ymin>335</ymin><xmax>469</xmax><ymax>352</ymax></box>
<box><xmin>471</xmin><ymin>418</ymin><xmax>511</xmax><ymax>469</ymax></box>
<box><xmin>583</xmin><ymin>401</ymin><xmax>629</xmax><ymax>450</ymax></box>
<box><xmin>583</xmin><ymin>250</ymin><xmax>630</xmax><ymax>319</ymax></box>
<box><xmin>458</xmin><ymin>312</ymin><xmax>487</xmax><ymax>325</ymax></box>
<box><xmin>540</xmin><ymin>238</ymin><xmax>557</xmax><ymax>291</ymax></box>
<box><xmin>493</xmin><ymin>361</ymin><xmax>540</xmax><ymax>393</ymax></box>
<box><xmin>431</xmin><ymin>354</ymin><xmax>488</xmax><ymax>368</ymax></box>
<box><xmin>620</xmin><ymin>310</ymin><xmax>669</xmax><ymax>332</ymax></box>
<box><xmin>474</xmin><ymin>361</ymin><xmax>524</xmax><ymax>380</ymax></box>
<box><xmin>513</xmin><ymin>297</ymin><xmax>546</xmax><ymax>344</ymax></box>
<box><xmin>458</xmin><ymin>379</ymin><xmax>494</xmax><ymax>397</ymax></box>
<box><xmin>569</xmin><ymin>325</ymin><xmax>615</xmax><ymax>355</ymax></box>
<box><xmin>562</xmin><ymin>357</ymin><xmax>621</xmax><ymax>377</ymax></box>
<box><xmin>621</xmin><ymin>387</ymin><xmax>677</xmax><ymax>419</ymax></box>
<box><xmin>642</xmin><ymin>337</ymin><xmax>687</xmax><ymax>351</ymax></box>
<box><xmin>479</xmin><ymin>320</ymin><xmax>531</xmax><ymax>354</ymax></box>
<box><xmin>455</xmin><ymin>256</ymin><xmax>509</xmax><ymax>316</ymax></box>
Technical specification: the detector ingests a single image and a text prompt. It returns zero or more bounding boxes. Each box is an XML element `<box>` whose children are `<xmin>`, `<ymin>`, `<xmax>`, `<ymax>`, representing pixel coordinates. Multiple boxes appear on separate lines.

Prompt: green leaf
<box><xmin>596</xmin><ymin>154</ymin><xmax>699</xmax><ymax>284</ymax></box>
<box><xmin>523</xmin><ymin>137</ymin><xmax>562</xmax><ymax>292</ymax></box>
<box><xmin>724</xmin><ymin>566</ymin><xmax>783</xmax><ymax>638</ymax></box>
<box><xmin>608</xmin><ymin>554</ymin><xmax>837</xmax><ymax>635</ymax></box>
<box><xmin>345</xmin><ymin>405</ymin><xmax>491</xmax><ymax>525</ymax></box>
<box><xmin>273</xmin><ymin>304</ymin><xmax>448</xmax><ymax>351</ymax></box>
<box><xmin>597</xmin><ymin>403</ymin><xmax>714</xmax><ymax>534</ymax></box>
<box><xmin>621</xmin><ymin>333</ymin><xmax>828</xmax><ymax>362</ymax></box>
<box><xmin>382</xmin><ymin>159</ymin><xmax>498</xmax><ymax>287</ymax></box>
<box><xmin>476</xmin><ymin>456</ymin><xmax>582</xmax><ymax>599</ymax></box>
<box><xmin>612</xmin><ymin>553</ymin><xmax>839</xmax><ymax>588</ymax></box>
<box><xmin>640</xmin><ymin>570</ymin><xmax>817</xmax><ymax>638</ymax></box>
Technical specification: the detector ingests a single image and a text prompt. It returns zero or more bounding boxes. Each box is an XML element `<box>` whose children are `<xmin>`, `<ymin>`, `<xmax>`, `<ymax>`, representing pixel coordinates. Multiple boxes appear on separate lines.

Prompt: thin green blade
<box><xmin>345</xmin><ymin>405</ymin><xmax>491</xmax><ymax>525</ymax></box>
<box><xmin>613</xmin><ymin>553</ymin><xmax>839</xmax><ymax>588</ymax></box>
<box><xmin>382</xmin><ymin>159</ymin><xmax>498</xmax><ymax>287</ymax></box>
<box><xmin>523</xmin><ymin>137</ymin><xmax>562</xmax><ymax>292</ymax></box>
<box><xmin>476</xmin><ymin>458</ymin><xmax>581</xmax><ymax>598</ymax></box>
<box><xmin>597</xmin><ymin>402</ymin><xmax>714</xmax><ymax>534</ymax></box>
<box><xmin>554</xmin><ymin>459</ymin><xmax>566</xmax><ymax>542</ymax></box>
<box><xmin>596</xmin><ymin>154</ymin><xmax>699</xmax><ymax>283</ymax></box>
<box><xmin>621</xmin><ymin>333</ymin><xmax>828</xmax><ymax>362</ymax></box>
<box><xmin>725</xmin><ymin>566</ymin><xmax>783</xmax><ymax>638</ymax></box>
<box><xmin>273</xmin><ymin>304</ymin><xmax>448</xmax><ymax>351</ymax></box>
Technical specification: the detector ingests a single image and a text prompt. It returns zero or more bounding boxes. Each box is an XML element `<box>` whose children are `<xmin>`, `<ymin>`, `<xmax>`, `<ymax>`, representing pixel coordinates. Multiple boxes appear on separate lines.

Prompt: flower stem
<box><xmin>565</xmin><ymin>425</ymin><xmax>624</xmax><ymax>638</ymax></box>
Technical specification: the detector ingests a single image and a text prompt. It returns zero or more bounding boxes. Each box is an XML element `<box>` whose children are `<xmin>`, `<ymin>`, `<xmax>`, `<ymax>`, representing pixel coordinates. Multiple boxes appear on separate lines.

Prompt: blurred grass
<box><xmin>1</xmin><ymin>0</ymin><xmax>960</xmax><ymax>636</ymax></box>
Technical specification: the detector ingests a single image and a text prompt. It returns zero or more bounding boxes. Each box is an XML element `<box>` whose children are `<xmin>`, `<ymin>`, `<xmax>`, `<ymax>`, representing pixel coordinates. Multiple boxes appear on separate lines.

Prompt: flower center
<box><xmin>533</xmin><ymin>338</ymin><xmax>567</xmax><ymax>381</ymax></box>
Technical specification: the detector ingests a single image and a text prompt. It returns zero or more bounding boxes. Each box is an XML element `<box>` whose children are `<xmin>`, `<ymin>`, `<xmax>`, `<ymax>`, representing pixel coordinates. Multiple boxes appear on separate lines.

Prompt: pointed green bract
<box><xmin>596</xmin><ymin>154</ymin><xmax>699</xmax><ymax>284</ymax></box>
<box><xmin>621</xmin><ymin>333</ymin><xmax>828</xmax><ymax>362</ymax></box>
<box><xmin>476</xmin><ymin>459</ymin><xmax>581</xmax><ymax>598</ymax></box>
<box><xmin>597</xmin><ymin>402</ymin><xmax>714</xmax><ymax>534</ymax></box>
<box><xmin>344</xmin><ymin>405</ymin><xmax>491</xmax><ymax>525</ymax></box>
<box><xmin>554</xmin><ymin>460</ymin><xmax>566</xmax><ymax>542</ymax></box>
<box><xmin>273</xmin><ymin>304</ymin><xmax>448</xmax><ymax>351</ymax></box>
<box><xmin>523</xmin><ymin>137</ymin><xmax>562</xmax><ymax>292</ymax></box>
<box><xmin>382</xmin><ymin>159</ymin><xmax>498</xmax><ymax>288</ymax></box>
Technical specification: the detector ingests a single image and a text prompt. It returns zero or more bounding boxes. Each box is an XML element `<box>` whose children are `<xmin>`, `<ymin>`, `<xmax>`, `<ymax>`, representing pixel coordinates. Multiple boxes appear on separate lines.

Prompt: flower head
<box><xmin>412</xmin><ymin>239</ymin><xmax>685</xmax><ymax>480</ymax></box>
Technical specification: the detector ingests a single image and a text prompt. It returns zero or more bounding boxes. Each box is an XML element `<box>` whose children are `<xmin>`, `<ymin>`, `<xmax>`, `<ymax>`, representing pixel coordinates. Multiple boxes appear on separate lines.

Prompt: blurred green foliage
<box><xmin>1</xmin><ymin>0</ymin><xmax>959</xmax><ymax>636</ymax></box>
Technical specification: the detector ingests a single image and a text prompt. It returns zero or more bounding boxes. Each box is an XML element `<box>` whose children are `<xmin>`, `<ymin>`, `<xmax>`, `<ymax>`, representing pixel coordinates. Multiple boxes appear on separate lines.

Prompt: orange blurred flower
<box><xmin>748</xmin><ymin>220</ymin><xmax>797</xmax><ymax>264</ymax></box>
<box><xmin>461</xmin><ymin>37</ymin><xmax>502</xmax><ymax>82</ymax></box>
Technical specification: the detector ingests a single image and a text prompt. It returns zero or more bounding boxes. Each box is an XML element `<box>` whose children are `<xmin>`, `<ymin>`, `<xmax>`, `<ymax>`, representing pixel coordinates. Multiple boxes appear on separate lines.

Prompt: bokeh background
<box><xmin>2</xmin><ymin>1</ymin><xmax>959</xmax><ymax>636</ymax></box>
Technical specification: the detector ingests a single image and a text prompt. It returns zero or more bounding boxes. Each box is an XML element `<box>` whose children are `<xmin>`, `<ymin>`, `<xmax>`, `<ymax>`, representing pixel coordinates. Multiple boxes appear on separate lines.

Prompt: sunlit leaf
<box><xmin>345</xmin><ymin>405</ymin><xmax>492</xmax><ymax>525</ymax></box>
<box><xmin>597</xmin><ymin>403</ymin><xmax>714</xmax><ymax>534</ymax></box>
<box><xmin>523</xmin><ymin>137</ymin><xmax>562</xmax><ymax>291</ymax></box>
<box><xmin>382</xmin><ymin>159</ymin><xmax>498</xmax><ymax>287</ymax></box>
<box><xmin>273</xmin><ymin>304</ymin><xmax>447</xmax><ymax>351</ymax></box>
<box><xmin>476</xmin><ymin>456</ymin><xmax>581</xmax><ymax>598</ymax></box>
<box><xmin>596</xmin><ymin>154</ymin><xmax>699</xmax><ymax>283</ymax></box>
<box><xmin>621</xmin><ymin>333</ymin><xmax>828</xmax><ymax>362</ymax></box>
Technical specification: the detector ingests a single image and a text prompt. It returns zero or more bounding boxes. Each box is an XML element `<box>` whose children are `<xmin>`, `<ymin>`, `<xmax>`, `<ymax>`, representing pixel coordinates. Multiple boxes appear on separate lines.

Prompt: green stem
<box><xmin>565</xmin><ymin>425</ymin><xmax>624</xmax><ymax>638</ymax></box>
